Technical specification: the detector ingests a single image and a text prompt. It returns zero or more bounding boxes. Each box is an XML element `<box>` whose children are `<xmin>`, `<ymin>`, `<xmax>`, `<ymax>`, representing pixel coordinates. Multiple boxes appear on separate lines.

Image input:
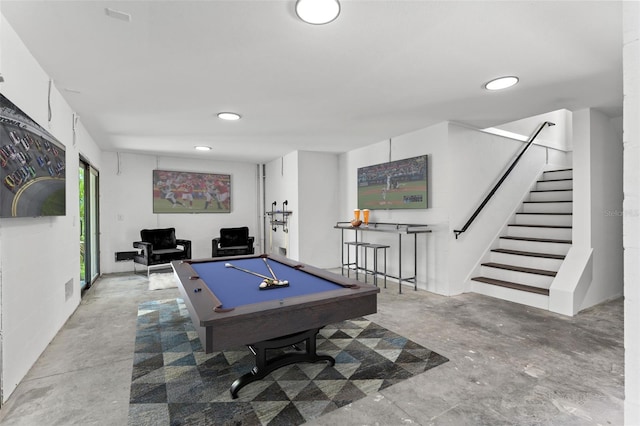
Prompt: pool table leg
<box><xmin>230</xmin><ymin>327</ymin><xmax>335</xmax><ymax>399</ymax></box>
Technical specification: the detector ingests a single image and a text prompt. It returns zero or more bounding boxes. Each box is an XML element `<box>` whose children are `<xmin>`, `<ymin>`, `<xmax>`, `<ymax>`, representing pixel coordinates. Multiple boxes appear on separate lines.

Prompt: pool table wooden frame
<box><xmin>172</xmin><ymin>254</ymin><xmax>379</xmax><ymax>397</ymax></box>
<box><xmin>172</xmin><ymin>254</ymin><xmax>379</xmax><ymax>353</ymax></box>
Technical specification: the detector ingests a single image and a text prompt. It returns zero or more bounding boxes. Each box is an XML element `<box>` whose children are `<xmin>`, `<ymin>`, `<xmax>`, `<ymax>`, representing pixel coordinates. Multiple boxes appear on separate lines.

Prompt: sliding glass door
<box><xmin>79</xmin><ymin>158</ymin><xmax>99</xmax><ymax>289</ymax></box>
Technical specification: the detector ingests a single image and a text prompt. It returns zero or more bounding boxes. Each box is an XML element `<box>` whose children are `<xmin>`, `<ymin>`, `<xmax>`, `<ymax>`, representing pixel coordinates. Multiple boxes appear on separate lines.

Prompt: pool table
<box><xmin>172</xmin><ymin>253</ymin><xmax>379</xmax><ymax>398</ymax></box>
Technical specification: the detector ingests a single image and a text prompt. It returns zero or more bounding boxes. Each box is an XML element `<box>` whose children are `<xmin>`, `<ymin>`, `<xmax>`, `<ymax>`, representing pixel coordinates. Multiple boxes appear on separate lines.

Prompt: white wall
<box><xmin>548</xmin><ymin>109</ymin><xmax>623</xmax><ymax>315</ymax></box>
<box><xmin>297</xmin><ymin>151</ymin><xmax>340</xmax><ymax>268</ymax></box>
<box><xmin>264</xmin><ymin>152</ymin><xmax>299</xmax><ymax>258</ymax></box>
<box><xmin>264</xmin><ymin>120</ymin><xmax>559</xmax><ymax>296</ymax></box>
<box><xmin>572</xmin><ymin>109</ymin><xmax>592</xmax><ymax>249</ymax></box>
<box><xmin>101</xmin><ymin>152</ymin><xmax>260</xmax><ymax>273</ymax></box>
<box><xmin>0</xmin><ymin>8</ymin><xmax>4</xmax><ymax>403</ymax></box>
<box><xmin>339</xmin><ymin>123</ymin><xmax>449</xmax><ymax>292</ymax></box>
<box><xmin>447</xmin><ymin>124</ymin><xmax>558</xmax><ymax>294</ymax></box>
<box><xmin>0</xmin><ymin>15</ymin><xmax>102</xmax><ymax>401</ymax></box>
<box><xmin>624</xmin><ymin>1</ymin><xmax>640</xmax><ymax>423</ymax></box>
<box><xmin>262</xmin><ymin>151</ymin><xmax>340</xmax><ymax>268</ymax></box>
<box><xmin>582</xmin><ymin>109</ymin><xmax>624</xmax><ymax>308</ymax></box>
<box><xmin>338</xmin><ymin>121</ymin><xmax>561</xmax><ymax>295</ymax></box>
<box><xmin>564</xmin><ymin>109</ymin><xmax>624</xmax><ymax>313</ymax></box>
<box><xmin>489</xmin><ymin>109</ymin><xmax>574</xmax><ymax>151</ymax></box>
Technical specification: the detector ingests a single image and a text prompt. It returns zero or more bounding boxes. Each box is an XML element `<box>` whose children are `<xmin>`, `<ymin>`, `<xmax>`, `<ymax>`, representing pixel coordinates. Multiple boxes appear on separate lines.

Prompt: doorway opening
<box><xmin>79</xmin><ymin>158</ymin><xmax>100</xmax><ymax>289</ymax></box>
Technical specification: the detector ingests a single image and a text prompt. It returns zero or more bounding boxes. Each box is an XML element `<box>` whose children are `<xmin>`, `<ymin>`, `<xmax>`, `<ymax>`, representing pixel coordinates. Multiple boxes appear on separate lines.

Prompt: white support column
<box><xmin>624</xmin><ymin>1</ymin><xmax>640</xmax><ymax>423</ymax></box>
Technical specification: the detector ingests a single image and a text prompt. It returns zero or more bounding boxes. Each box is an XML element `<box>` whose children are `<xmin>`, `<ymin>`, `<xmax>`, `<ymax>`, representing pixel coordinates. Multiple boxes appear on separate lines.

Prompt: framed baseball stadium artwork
<box><xmin>153</xmin><ymin>170</ymin><xmax>231</xmax><ymax>213</ymax></box>
<box><xmin>357</xmin><ymin>155</ymin><xmax>428</xmax><ymax>210</ymax></box>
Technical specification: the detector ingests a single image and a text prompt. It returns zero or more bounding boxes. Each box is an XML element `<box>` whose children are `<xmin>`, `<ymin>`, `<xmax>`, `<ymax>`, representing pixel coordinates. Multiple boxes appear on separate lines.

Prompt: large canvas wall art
<box><xmin>153</xmin><ymin>170</ymin><xmax>231</xmax><ymax>213</ymax></box>
<box><xmin>357</xmin><ymin>155</ymin><xmax>428</xmax><ymax>210</ymax></box>
<box><xmin>0</xmin><ymin>93</ymin><xmax>66</xmax><ymax>218</ymax></box>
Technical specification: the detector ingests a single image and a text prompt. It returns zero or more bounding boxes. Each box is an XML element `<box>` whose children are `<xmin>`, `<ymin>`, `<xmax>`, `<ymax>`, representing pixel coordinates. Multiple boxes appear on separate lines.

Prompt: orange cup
<box><xmin>363</xmin><ymin>209</ymin><xmax>370</xmax><ymax>225</ymax></box>
<box><xmin>354</xmin><ymin>209</ymin><xmax>360</xmax><ymax>221</ymax></box>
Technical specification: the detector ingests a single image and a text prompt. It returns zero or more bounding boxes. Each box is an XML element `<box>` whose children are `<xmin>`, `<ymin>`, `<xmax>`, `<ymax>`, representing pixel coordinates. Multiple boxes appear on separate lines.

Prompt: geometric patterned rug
<box><xmin>128</xmin><ymin>299</ymin><xmax>448</xmax><ymax>425</ymax></box>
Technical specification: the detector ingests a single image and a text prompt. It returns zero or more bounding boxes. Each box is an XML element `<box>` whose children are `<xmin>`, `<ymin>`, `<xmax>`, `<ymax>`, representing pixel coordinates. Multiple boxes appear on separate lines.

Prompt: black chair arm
<box><xmin>211</xmin><ymin>238</ymin><xmax>222</xmax><ymax>257</ymax></box>
<box><xmin>176</xmin><ymin>239</ymin><xmax>192</xmax><ymax>258</ymax></box>
<box><xmin>133</xmin><ymin>241</ymin><xmax>152</xmax><ymax>256</ymax></box>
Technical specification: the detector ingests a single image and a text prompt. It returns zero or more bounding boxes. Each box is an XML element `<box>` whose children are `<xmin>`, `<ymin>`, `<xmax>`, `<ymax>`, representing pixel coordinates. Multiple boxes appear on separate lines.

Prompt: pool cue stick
<box><xmin>262</xmin><ymin>257</ymin><xmax>278</xmax><ymax>281</ymax></box>
<box><xmin>224</xmin><ymin>263</ymin><xmax>272</xmax><ymax>280</ymax></box>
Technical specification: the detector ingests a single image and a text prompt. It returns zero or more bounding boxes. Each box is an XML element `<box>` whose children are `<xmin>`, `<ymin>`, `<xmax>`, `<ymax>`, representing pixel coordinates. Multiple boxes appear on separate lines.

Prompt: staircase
<box><xmin>470</xmin><ymin>168</ymin><xmax>573</xmax><ymax>310</ymax></box>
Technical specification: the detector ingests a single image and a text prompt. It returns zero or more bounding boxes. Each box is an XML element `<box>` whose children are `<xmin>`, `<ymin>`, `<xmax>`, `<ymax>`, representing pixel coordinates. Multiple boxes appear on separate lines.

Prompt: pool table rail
<box><xmin>172</xmin><ymin>254</ymin><xmax>379</xmax><ymax>353</ymax></box>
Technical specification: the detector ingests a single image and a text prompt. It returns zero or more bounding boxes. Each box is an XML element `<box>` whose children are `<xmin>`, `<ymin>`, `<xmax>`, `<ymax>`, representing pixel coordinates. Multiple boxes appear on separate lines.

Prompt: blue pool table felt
<box><xmin>191</xmin><ymin>258</ymin><xmax>344</xmax><ymax>309</ymax></box>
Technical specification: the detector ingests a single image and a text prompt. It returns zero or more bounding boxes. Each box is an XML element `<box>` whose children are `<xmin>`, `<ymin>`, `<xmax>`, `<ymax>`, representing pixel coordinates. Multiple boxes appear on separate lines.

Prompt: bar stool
<box><xmin>344</xmin><ymin>241</ymin><xmax>369</xmax><ymax>279</ymax></box>
<box><xmin>363</xmin><ymin>243</ymin><xmax>389</xmax><ymax>287</ymax></box>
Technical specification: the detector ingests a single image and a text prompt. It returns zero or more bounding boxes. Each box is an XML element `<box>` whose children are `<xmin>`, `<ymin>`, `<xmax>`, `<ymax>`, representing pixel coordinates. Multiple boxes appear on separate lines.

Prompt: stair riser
<box><xmin>515</xmin><ymin>214</ymin><xmax>572</xmax><ymax>226</ymax></box>
<box><xmin>543</xmin><ymin>170</ymin><xmax>573</xmax><ymax>180</ymax></box>
<box><xmin>480</xmin><ymin>266</ymin><xmax>553</xmax><ymax>288</ymax></box>
<box><xmin>536</xmin><ymin>180</ymin><xmax>573</xmax><ymax>191</ymax></box>
<box><xmin>506</xmin><ymin>226</ymin><xmax>572</xmax><ymax>240</ymax></box>
<box><xmin>490</xmin><ymin>252</ymin><xmax>564</xmax><ymax>271</ymax></box>
<box><xmin>529</xmin><ymin>190</ymin><xmax>573</xmax><ymax>202</ymax></box>
<box><xmin>522</xmin><ymin>202</ymin><xmax>572</xmax><ymax>214</ymax></box>
<box><xmin>470</xmin><ymin>280</ymin><xmax>549</xmax><ymax>310</ymax></box>
<box><xmin>499</xmin><ymin>238</ymin><xmax>571</xmax><ymax>255</ymax></box>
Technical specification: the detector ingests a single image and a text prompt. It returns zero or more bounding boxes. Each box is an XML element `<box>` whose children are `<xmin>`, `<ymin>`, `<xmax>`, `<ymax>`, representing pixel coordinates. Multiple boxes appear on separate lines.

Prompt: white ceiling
<box><xmin>1</xmin><ymin>1</ymin><xmax>623</xmax><ymax>164</ymax></box>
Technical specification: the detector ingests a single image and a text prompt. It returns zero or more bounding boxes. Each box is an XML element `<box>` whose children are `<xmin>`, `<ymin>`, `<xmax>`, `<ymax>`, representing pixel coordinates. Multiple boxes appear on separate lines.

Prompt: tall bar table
<box><xmin>334</xmin><ymin>222</ymin><xmax>431</xmax><ymax>293</ymax></box>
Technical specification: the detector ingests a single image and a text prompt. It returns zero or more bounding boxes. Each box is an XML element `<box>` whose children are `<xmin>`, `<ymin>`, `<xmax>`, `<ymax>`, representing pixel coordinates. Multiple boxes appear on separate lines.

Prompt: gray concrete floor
<box><xmin>0</xmin><ymin>272</ymin><xmax>624</xmax><ymax>425</ymax></box>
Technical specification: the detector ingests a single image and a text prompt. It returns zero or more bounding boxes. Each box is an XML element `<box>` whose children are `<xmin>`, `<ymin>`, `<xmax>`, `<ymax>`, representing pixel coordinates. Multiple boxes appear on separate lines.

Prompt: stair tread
<box><xmin>523</xmin><ymin>200</ymin><xmax>573</xmax><ymax>204</ymax></box>
<box><xmin>530</xmin><ymin>189</ymin><xmax>573</xmax><ymax>193</ymax></box>
<box><xmin>492</xmin><ymin>248</ymin><xmax>565</xmax><ymax>260</ymax></box>
<box><xmin>516</xmin><ymin>212</ymin><xmax>572</xmax><ymax>215</ymax></box>
<box><xmin>544</xmin><ymin>168</ymin><xmax>573</xmax><ymax>173</ymax></box>
<box><xmin>471</xmin><ymin>276</ymin><xmax>550</xmax><ymax>296</ymax></box>
<box><xmin>501</xmin><ymin>235</ymin><xmax>572</xmax><ymax>244</ymax></box>
<box><xmin>481</xmin><ymin>262</ymin><xmax>556</xmax><ymax>276</ymax></box>
<box><xmin>509</xmin><ymin>224</ymin><xmax>572</xmax><ymax>229</ymax></box>
<box><xmin>537</xmin><ymin>178</ymin><xmax>573</xmax><ymax>182</ymax></box>
<box><xmin>471</xmin><ymin>169</ymin><xmax>570</xmax><ymax>301</ymax></box>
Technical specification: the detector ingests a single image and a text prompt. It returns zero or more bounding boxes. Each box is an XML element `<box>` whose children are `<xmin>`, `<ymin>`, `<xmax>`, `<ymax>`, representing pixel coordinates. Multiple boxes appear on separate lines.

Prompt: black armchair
<box><xmin>212</xmin><ymin>227</ymin><xmax>255</xmax><ymax>257</ymax></box>
<box><xmin>133</xmin><ymin>227</ymin><xmax>192</xmax><ymax>267</ymax></box>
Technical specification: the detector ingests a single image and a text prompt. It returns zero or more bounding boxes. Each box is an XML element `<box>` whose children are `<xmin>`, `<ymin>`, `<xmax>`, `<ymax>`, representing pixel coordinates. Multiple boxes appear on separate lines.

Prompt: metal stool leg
<box><xmin>354</xmin><ymin>243</ymin><xmax>359</xmax><ymax>280</ymax></box>
<box><xmin>346</xmin><ymin>243</ymin><xmax>351</xmax><ymax>278</ymax></box>
<box><xmin>371</xmin><ymin>248</ymin><xmax>377</xmax><ymax>286</ymax></box>
<box><xmin>364</xmin><ymin>247</ymin><xmax>368</xmax><ymax>283</ymax></box>
<box><xmin>383</xmin><ymin>247</ymin><xmax>387</xmax><ymax>288</ymax></box>
<box><xmin>361</xmin><ymin>244</ymin><xmax>388</xmax><ymax>288</ymax></box>
<box><xmin>345</xmin><ymin>242</ymin><xmax>370</xmax><ymax>280</ymax></box>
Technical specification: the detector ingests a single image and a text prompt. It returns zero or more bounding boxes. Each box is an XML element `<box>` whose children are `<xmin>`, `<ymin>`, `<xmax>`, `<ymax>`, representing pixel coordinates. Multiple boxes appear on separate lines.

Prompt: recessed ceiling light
<box><xmin>485</xmin><ymin>76</ymin><xmax>519</xmax><ymax>91</ymax></box>
<box><xmin>217</xmin><ymin>112</ymin><xmax>241</xmax><ymax>121</ymax></box>
<box><xmin>195</xmin><ymin>146</ymin><xmax>212</xmax><ymax>151</ymax></box>
<box><xmin>296</xmin><ymin>0</ymin><xmax>340</xmax><ymax>25</ymax></box>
